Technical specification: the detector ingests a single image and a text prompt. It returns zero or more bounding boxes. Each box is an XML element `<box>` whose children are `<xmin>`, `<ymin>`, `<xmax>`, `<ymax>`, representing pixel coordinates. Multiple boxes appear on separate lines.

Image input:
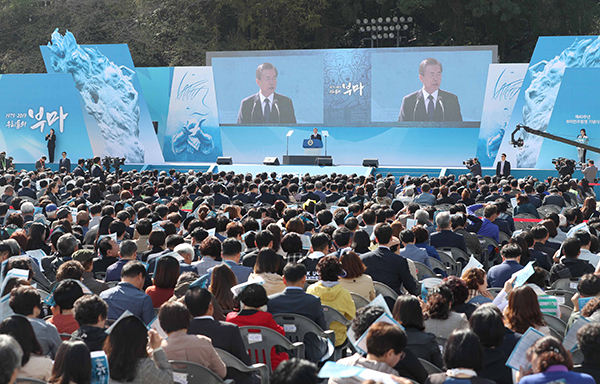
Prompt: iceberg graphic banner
<box><xmin>0</xmin><ymin>74</ymin><xmax>93</xmax><ymax>163</ymax></box>
<box><xmin>162</xmin><ymin>67</ymin><xmax>222</xmax><ymax>162</ymax></box>
<box><xmin>40</xmin><ymin>30</ymin><xmax>165</xmax><ymax>164</ymax></box>
<box><xmin>495</xmin><ymin>36</ymin><xmax>600</xmax><ymax>168</ymax></box>
<box><xmin>536</xmin><ymin>68</ymin><xmax>600</xmax><ymax>166</ymax></box>
<box><xmin>476</xmin><ymin>64</ymin><xmax>527</xmax><ymax>167</ymax></box>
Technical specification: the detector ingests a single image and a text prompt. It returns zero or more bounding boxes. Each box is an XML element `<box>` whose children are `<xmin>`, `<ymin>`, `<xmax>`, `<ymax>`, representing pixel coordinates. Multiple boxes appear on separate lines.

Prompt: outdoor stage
<box><xmin>12</xmin><ymin>162</ymin><xmax>577</xmax><ymax>182</ymax></box>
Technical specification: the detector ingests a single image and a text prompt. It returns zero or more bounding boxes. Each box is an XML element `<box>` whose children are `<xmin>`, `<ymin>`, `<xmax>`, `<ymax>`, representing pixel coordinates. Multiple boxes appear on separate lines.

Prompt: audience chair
<box><xmin>239</xmin><ymin>326</ymin><xmax>305</xmax><ymax>372</ymax></box>
<box><xmin>543</xmin><ymin>314</ymin><xmax>567</xmax><ymax>337</ymax></box>
<box><xmin>498</xmin><ymin>231</ymin><xmax>510</xmax><ymax>246</ymax></box>
<box><xmin>571</xmin><ymin>348</ymin><xmax>584</xmax><ymax>365</ymax></box>
<box><xmin>486</xmin><ymin>287</ymin><xmax>502</xmax><ymax>298</ymax></box>
<box><xmin>559</xmin><ymin>304</ymin><xmax>573</xmax><ymax>323</ymax></box>
<box><xmin>169</xmin><ymin>360</ymin><xmax>234</xmax><ymax>384</ymax></box>
<box><xmin>216</xmin><ymin>348</ymin><xmax>270</xmax><ymax>384</ymax></box>
<box><xmin>436</xmin><ymin>250</ymin><xmax>462</xmax><ymax>276</ymax></box>
<box><xmin>322</xmin><ymin>305</ymin><xmax>353</xmax><ymax>360</ymax></box>
<box><xmin>272</xmin><ymin>313</ymin><xmax>336</xmax><ymax>361</ymax></box>
<box><xmin>372</xmin><ymin>281</ymin><xmax>399</xmax><ymax>301</ymax></box>
<box><xmin>350</xmin><ymin>293</ymin><xmax>370</xmax><ymax>310</ymax></box>
<box><xmin>414</xmin><ymin>261</ymin><xmax>439</xmax><ymax>280</ymax></box>
<box><xmin>514</xmin><ymin>214</ymin><xmax>539</xmax><ymax>231</ymax></box>
<box><xmin>550</xmin><ymin>278</ymin><xmax>580</xmax><ymax>293</ymax></box>
<box><xmin>94</xmin><ymin>271</ymin><xmax>106</xmax><ymax>281</ymax></box>
<box><xmin>429</xmin><ymin>257</ymin><xmax>451</xmax><ymax>276</ymax></box>
<box><xmin>537</xmin><ymin>205</ymin><xmax>561</xmax><ymax>216</ymax></box>
<box><xmin>434</xmin><ymin>204</ymin><xmax>452</xmax><ymax>211</ymax></box>
<box><xmin>418</xmin><ymin>358</ymin><xmax>443</xmax><ymax>375</ymax></box>
<box><xmin>545</xmin><ymin>289</ymin><xmax>575</xmax><ymax>309</ymax></box>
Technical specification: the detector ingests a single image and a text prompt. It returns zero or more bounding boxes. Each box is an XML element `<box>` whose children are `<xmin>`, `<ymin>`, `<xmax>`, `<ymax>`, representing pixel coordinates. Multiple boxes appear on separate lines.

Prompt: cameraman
<box><xmin>464</xmin><ymin>157</ymin><xmax>482</xmax><ymax>177</ymax></box>
<box><xmin>556</xmin><ymin>159</ymin><xmax>575</xmax><ymax>178</ymax></box>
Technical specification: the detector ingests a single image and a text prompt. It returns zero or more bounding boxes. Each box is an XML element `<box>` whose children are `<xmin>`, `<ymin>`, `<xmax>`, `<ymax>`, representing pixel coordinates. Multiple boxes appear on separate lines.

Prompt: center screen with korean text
<box><xmin>207</xmin><ymin>46</ymin><xmax>496</xmax><ymax>128</ymax></box>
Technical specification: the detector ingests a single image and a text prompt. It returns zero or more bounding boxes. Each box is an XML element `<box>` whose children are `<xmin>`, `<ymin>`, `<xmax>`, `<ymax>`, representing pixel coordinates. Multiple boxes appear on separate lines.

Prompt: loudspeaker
<box><xmin>263</xmin><ymin>157</ymin><xmax>280</xmax><ymax>165</ymax></box>
<box><xmin>216</xmin><ymin>157</ymin><xmax>232</xmax><ymax>165</ymax></box>
<box><xmin>362</xmin><ymin>158</ymin><xmax>379</xmax><ymax>167</ymax></box>
<box><xmin>316</xmin><ymin>157</ymin><xmax>333</xmax><ymax>166</ymax></box>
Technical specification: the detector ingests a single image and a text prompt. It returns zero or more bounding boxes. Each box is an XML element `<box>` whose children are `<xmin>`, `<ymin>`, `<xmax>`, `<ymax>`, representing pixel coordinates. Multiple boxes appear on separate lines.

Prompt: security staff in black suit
<box><xmin>310</xmin><ymin>127</ymin><xmax>322</xmax><ymax>141</ymax></box>
<box><xmin>237</xmin><ymin>62</ymin><xmax>296</xmax><ymax>125</ymax></box>
<box><xmin>73</xmin><ymin>158</ymin><xmax>86</xmax><ymax>177</ymax></box>
<box><xmin>58</xmin><ymin>151</ymin><xmax>71</xmax><ymax>173</ymax></box>
<box><xmin>45</xmin><ymin>128</ymin><xmax>56</xmax><ymax>163</ymax></box>
<box><xmin>496</xmin><ymin>153</ymin><xmax>511</xmax><ymax>178</ymax></box>
<box><xmin>90</xmin><ymin>156</ymin><xmax>105</xmax><ymax>182</ymax></box>
<box><xmin>398</xmin><ymin>58</ymin><xmax>462</xmax><ymax>122</ymax></box>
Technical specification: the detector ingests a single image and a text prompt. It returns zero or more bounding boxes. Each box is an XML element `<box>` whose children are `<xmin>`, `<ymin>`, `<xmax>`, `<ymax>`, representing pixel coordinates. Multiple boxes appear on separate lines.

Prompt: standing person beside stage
<box><xmin>58</xmin><ymin>152</ymin><xmax>71</xmax><ymax>173</ymax></box>
<box><xmin>45</xmin><ymin>128</ymin><xmax>56</xmax><ymax>163</ymax></box>
<box><xmin>582</xmin><ymin>159</ymin><xmax>597</xmax><ymax>183</ymax></box>
<box><xmin>577</xmin><ymin>128</ymin><xmax>589</xmax><ymax>164</ymax></box>
<box><xmin>496</xmin><ymin>153</ymin><xmax>511</xmax><ymax>178</ymax></box>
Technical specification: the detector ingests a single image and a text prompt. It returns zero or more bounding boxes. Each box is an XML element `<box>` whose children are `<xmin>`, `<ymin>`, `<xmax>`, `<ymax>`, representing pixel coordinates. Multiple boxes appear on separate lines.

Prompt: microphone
<box><xmin>438</xmin><ymin>95</ymin><xmax>445</xmax><ymax>121</ymax></box>
<box><xmin>413</xmin><ymin>96</ymin><xmax>420</xmax><ymax>121</ymax></box>
<box><xmin>250</xmin><ymin>100</ymin><xmax>258</xmax><ymax>125</ymax></box>
<box><xmin>273</xmin><ymin>99</ymin><xmax>281</xmax><ymax>124</ymax></box>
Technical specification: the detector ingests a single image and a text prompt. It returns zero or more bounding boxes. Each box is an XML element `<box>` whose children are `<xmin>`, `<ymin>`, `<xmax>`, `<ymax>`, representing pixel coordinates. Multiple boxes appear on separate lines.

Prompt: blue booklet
<box><xmin>91</xmin><ymin>351</ymin><xmax>109</xmax><ymax>384</ymax></box>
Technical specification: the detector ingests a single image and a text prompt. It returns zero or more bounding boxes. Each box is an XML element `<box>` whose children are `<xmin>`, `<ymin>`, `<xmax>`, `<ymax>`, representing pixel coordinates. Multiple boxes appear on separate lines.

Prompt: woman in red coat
<box><xmin>225</xmin><ymin>283</ymin><xmax>288</xmax><ymax>370</ymax></box>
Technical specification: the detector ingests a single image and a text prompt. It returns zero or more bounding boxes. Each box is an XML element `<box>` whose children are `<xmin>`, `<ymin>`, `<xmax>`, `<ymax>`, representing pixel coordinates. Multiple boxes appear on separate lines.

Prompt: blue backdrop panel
<box><xmin>220</xmin><ymin>126</ymin><xmax>478</xmax><ymax>166</ymax></box>
<box><xmin>137</xmin><ymin>67</ymin><xmax>174</xmax><ymax>147</ymax></box>
<box><xmin>475</xmin><ymin>63</ymin><xmax>528</xmax><ymax>166</ymax></box>
<box><xmin>40</xmin><ymin>31</ymin><xmax>165</xmax><ymax>163</ymax></box>
<box><xmin>495</xmin><ymin>36</ymin><xmax>600</xmax><ymax>168</ymax></box>
<box><xmin>537</xmin><ymin>68</ymin><xmax>600</xmax><ymax>166</ymax></box>
<box><xmin>0</xmin><ymin>74</ymin><xmax>93</xmax><ymax>163</ymax></box>
<box><xmin>162</xmin><ymin>67</ymin><xmax>223</xmax><ymax>162</ymax></box>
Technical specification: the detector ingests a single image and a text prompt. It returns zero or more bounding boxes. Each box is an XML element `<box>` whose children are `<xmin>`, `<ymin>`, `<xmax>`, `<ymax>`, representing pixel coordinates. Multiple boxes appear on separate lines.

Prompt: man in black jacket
<box><xmin>186</xmin><ymin>287</ymin><xmax>257</xmax><ymax>384</ymax></box>
<box><xmin>550</xmin><ymin>237</ymin><xmax>595</xmax><ymax>283</ymax></box>
<box><xmin>360</xmin><ymin>224</ymin><xmax>419</xmax><ymax>295</ymax></box>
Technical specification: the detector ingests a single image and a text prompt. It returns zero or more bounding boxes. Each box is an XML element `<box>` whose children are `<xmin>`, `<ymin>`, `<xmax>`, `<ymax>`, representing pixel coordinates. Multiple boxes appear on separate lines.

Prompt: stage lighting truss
<box><xmin>356</xmin><ymin>15</ymin><xmax>414</xmax><ymax>47</ymax></box>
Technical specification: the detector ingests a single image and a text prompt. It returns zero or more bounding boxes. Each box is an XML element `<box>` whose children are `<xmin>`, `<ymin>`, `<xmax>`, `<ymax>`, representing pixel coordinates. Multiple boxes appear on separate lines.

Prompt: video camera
<box><xmin>463</xmin><ymin>158</ymin><xmax>477</xmax><ymax>166</ymax></box>
<box><xmin>84</xmin><ymin>158</ymin><xmax>94</xmax><ymax>171</ymax></box>
<box><xmin>552</xmin><ymin>157</ymin><xmax>576</xmax><ymax>168</ymax></box>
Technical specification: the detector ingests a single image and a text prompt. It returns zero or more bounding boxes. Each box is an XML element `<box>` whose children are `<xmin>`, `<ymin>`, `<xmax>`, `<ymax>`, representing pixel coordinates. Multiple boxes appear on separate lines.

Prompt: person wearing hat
<box><xmin>55</xmin><ymin>207</ymin><xmax>72</xmax><ymax>223</ymax></box>
<box><xmin>44</xmin><ymin>204</ymin><xmax>58</xmax><ymax>224</ymax></box>
<box><xmin>72</xmin><ymin>249</ymin><xmax>108</xmax><ymax>295</ymax></box>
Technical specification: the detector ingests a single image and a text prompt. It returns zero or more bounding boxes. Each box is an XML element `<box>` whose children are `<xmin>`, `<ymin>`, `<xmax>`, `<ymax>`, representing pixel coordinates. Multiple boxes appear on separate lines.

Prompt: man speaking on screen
<box><xmin>237</xmin><ymin>62</ymin><xmax>297</xmax><ymax>125</ymax></box>
<box><xmin>398</xmin><ymin>58</ymin><xmax>462</xmax><ymax>122</ymax></box>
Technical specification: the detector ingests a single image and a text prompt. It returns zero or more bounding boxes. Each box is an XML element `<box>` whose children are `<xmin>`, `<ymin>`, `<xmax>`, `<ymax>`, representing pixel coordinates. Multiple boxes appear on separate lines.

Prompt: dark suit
<box><xmin>232</xmin><ymin>193</ymin><xmax>253</xmax><ymax>204</ymax></box>
<box><xmin>398</xmin><ymin>89</ymin><xmax>462</xmax><ymax>122</ymax></box>
<box><xmin>237</xmin><ymin>92</ymin><xmax>296</xmax><ymax>125</ymax></box>
<box><xmin>310</xmin><ymin>134</ymin><xmax>322</xmax><ymax>141</ymax></box>
<box><xmin>73</xmin><ymin>165</ymin><xmax>85</xmax><ymax>177</ymax></box>
<box><xmin>542</xmin><ymin>194</ymin><xmax>566</xmax><ymax>207</ymax></box>
<box><xmin>267</xmin><ymin>287</ymin><xmax>328</xmax><ymax>362</ymax></box>
<box><xmin>299</xmin><ymin>191</ymin><xmax>321</xmax><ymax>202</ymax></box>
<box><xmin>496</xmin><ymin>160</ymin><xmax>511</xmax><ymax>178</ymax></box>
<box><xmin>429</xmin><ymin>230</ymin><xmax>468</xmax><ymax>254</ymax></box>
<box><xmin>360</xmin><ymin>247</ymin><xmax>418</xmax><ymax>295</ymax></box>
<box><xmin>188</xmin><ymin>318</ymin><xmax>255</xmax><ymax>384</ymax></box>
<box><xmin>58</xmin><ymin>157</ymin><xmax>71</xmax><ymax>173</ymax></box>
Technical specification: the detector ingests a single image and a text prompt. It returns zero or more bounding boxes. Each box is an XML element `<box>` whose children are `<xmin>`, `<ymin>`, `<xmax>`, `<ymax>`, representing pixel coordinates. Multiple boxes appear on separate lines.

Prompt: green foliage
<box><xmin>0</xmin><ymin>0</ymin><xmax>599</xmax><ymax>73</ymax></box>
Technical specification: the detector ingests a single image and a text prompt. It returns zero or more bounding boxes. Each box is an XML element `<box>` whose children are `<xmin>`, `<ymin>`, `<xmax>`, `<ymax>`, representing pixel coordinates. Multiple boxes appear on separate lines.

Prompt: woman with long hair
<box><xmin>392</xmin><ymin>295</ymin><xmax>443</xmax><ymax>369</ymax></box>
<box><xmin>49</xmin><ymin>341</ymin><xmax>91</xmax><ymax>384</ymax></box>
<box><xmin>581</xmin><ymin>197</ymin><xmax>600</xmax><ymax>220</ymax></box>
<box><xmin>88</xmin><ymin>184</ymin><xmax>103</xmax><ymax>204</ymax></box>
<box><xmin>146</xmin><ymin>255</ymin><xmax>179</xmax><ymax>308</ymax></box>
<box><xmin>209</xmin><ymin>264</ymin><xmax>238</xmax><ymax>312</ymax></box>
<box><xmin>0</xmin><ymin>316</ymin><xmax>52</xmax><ymax>381</ymax></box>
<box><xmin>25</xmin><ymin>222</ymin><xmax>51</xmax><ymax>255</ymax></box>
<box><xmin>504</xmin><ymin>285</ymin><xmax>550</xmax><ymax>335</ymax></box>
<box><xmin>104</xmin><ymin>316</ymin><xmax>172</xmax><ymax>383</ymax></box>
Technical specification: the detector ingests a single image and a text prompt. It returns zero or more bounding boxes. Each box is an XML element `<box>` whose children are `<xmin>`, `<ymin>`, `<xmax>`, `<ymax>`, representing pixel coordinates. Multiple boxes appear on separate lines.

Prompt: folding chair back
<box><xmin>372</xmin><ymin>281</ymin><xmax>398</xmax><ymax>300</ymax></box>
<box><xmin>350</xmin><ymin>293</ymin><xmax>370</xmax><ymax>310</ymax></box>
<box><xmin>436</xmin><ymin>250</ymin><xmax>461</xmax><ymax>276</ymax></box>
<box><xmin>272</xmin><ymin>313</ymin><xmax>336</xmax><ymax>347</ymax></box>
<box><xmin>418</xmin><ymin>358</ymin><xmax>443</xmax><ymax>375</ymax></box>
<box><xmin>216</xmin><ymin>348</ymin><xmax>270</xmax><ymax>384</ymax></box>
<box><xmin>550</xmin><ymin>278</ymin><xmax>580</xmax><ymax>293</ymax></box>
<box><xmin>169</xmin><ymin>360</ymin><xmax>231</xmax><ymax>384</ymax></box>
<box><xmin>239</xmin><ymin>326</ymin><xmax>305</xmax><ymax>372</ymax></box>
<box><xmin>414</xmin><ymin>261</ymin><xmax>437</xmax><ymax>280</ymax></box>
<box><xmin>543</xmin><ymin>314</ymin><xmax>567</xmax><ymax>337</ymax></box>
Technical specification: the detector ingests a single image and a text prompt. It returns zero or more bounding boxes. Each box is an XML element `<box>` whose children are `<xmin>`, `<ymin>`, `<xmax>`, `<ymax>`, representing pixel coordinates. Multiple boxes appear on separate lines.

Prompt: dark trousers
<box><xmin>48</xmin><ymin>145</ymin><xmax>55</xmax><ymax>163</ymax></box>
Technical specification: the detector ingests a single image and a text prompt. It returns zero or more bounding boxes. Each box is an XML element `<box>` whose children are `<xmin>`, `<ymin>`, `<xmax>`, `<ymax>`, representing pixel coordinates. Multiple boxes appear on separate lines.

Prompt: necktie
<box><xmin>427</xmin><ymin>95</ymin><xmax>435</xmax><ymax>121</ymax></box>
<box><xmin>264</xmin><ymin>98</ymin><xmax>271</xmax><ymax>123</ymax></box>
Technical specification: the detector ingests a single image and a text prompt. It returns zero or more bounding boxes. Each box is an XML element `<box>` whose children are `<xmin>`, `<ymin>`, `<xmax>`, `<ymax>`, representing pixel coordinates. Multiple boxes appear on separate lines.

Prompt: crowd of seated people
<box><xmin>0</xmin><ymin>163</ymin><xmax>599</xmax><ymax>384</ymax></box>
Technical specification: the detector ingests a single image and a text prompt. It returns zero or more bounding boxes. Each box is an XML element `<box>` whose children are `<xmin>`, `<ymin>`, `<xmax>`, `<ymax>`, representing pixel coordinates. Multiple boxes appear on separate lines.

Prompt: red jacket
<box><xmin>225</xmin><ymin>310</ymin><xmax>288</xmax><ymax>370</ymax></box>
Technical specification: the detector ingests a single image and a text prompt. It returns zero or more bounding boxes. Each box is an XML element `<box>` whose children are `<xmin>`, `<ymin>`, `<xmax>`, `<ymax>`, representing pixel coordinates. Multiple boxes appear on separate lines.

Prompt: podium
<box><xmin>303</xmin><ymin>139</ymin><xmax>323</xmax><ymax>156</ymax></box>
<box><xmin>282</xmin><ymin>136</ymin><xmax>332</xmax><ymax>165</ymax></box>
